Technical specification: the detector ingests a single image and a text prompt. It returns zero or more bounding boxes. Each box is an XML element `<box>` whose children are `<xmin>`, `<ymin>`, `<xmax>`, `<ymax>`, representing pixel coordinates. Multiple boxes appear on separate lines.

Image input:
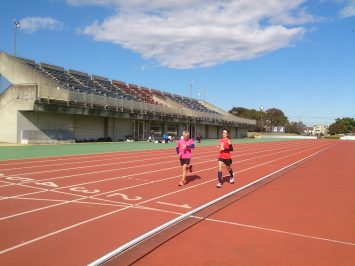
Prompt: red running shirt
<box><xmin>218</xmin><ymin>138</ymin><xmax>232</xmax><ymax>159</ymax></box>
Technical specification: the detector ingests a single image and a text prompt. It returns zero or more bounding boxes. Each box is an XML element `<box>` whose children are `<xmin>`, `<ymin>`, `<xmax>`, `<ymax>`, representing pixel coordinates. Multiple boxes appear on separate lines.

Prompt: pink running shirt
<box><xmin>176</xmin><ymin>138</ymin><xmax>194</xmax><ymax>159</ymax></box>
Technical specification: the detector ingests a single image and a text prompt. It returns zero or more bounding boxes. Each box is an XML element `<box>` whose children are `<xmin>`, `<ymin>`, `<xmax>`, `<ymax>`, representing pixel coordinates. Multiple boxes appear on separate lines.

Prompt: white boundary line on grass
<box><xmin>87</xmin><ymin>143</ymin><xmax>337</xmax><ymax>266</ymax></box>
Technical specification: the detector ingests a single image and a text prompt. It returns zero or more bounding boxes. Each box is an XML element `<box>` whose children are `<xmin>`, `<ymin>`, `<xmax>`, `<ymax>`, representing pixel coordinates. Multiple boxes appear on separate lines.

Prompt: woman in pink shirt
<box><xmin>176</xmin><ymin>131</ymin><xmax>195</xmax><ymax>186</ymax></box>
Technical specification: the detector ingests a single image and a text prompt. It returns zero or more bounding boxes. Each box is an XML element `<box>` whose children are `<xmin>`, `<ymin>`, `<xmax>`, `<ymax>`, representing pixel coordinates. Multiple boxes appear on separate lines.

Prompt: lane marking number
<box><xmin>106</xmin><ymin>193</ymin><xmax>142</xmax><ymax>201</ymax></box>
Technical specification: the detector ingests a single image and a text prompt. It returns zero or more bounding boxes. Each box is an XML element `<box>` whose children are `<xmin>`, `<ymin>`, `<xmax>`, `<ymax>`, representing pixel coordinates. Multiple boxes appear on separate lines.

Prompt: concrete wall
<box><xmin>196</xmin><ymin>124</ymin><xmax>206</xmax><ymax>138</ymax></box>
<box><xmin>0</xmin><ymin>85</ymin><xmax>37</xmax><ymax>143</ymax></box>
<box><xmin>0</xmin><ymin>99</ymin><xmax>18</xmax><ymax>143</ymax></box>
<box><xmin>112</xmin><ymin>118</ymin><xmax>133</xmax><ymax>140</ymax></box>
<box><xmin>0</xmin><ymin>52</ymin><xmax>58</xmax><ymax>88</ymax></box>
<box><xmin>229</xmin><ymin>127</ymin><xmax>236</xmax><ymax>138</ymax></box>
<box><xmin>0</xmin><ymin>52</ymin><xmax>68</xmax><ymax>102</ymax></box>
<box><xmin>16</xmin><ymin>111</ymin><xmax>133</xmax><ymax>143</ymax></box>
<box><xmin>73</xmin><ymin>115</ymin><xmax>104</xmax><ymax>140</ymax></box>
<box><xmin>236</xmin><ymin>128</ymin><xmax>248</xmax><ymax>138</ymax></box>
<box><xmin>340</xmin><ymin>136</ymin><xmax>355</xmax><ymax>141</ymax></box>
<box><xmin>208</xmin><ymin>125</ymin><xmax>218</xmax><ymax>139</ymax></box>
<box><xmin>17</xmin><ymin>111</ymin><xmax>74</xmax><ymax>144</ymax></box>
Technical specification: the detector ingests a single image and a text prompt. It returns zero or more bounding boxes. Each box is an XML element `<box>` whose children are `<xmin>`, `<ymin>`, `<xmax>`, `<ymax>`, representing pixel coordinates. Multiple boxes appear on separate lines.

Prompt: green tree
<box><xmin>265</xmin><ymin>108</ymin><xmax>288</xmax><ymax>126</ymax></box>
<box><xmin>328</xmin><ymin>117</ymin><xmax>355</xmax><ymax>135</ymax></box>
<box><xmin>328</xmin><ymin>122</ymin><xmax>347</xmax><ymax>135</ymax></box>
<box><xmin>229</xmin><ymin>107</ymin><xmax>251</xmax><ymax>118</ymax></box>
<box><xmin>286</xmin><ymin>121</ymin><xmax>306</xmax><ymax>134</ymax></box>
<box><xmin>229</xmin><ymin>106</ymin><xmax>289</xmax><ymax>132</ymax></box>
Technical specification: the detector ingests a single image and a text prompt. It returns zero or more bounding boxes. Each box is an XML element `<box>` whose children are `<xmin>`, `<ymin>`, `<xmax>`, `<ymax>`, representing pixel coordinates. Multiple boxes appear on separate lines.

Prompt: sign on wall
<box><xmin>272</xmin><ymin>126</ymin><xmax>285</xmax><ymax>133</ymax></box>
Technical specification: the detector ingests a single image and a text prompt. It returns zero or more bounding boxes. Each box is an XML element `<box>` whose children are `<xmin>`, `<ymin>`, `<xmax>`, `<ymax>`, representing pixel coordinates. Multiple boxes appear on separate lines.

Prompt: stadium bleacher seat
<box><xmin>20</xmin><ymin>58</ymin><xmax>219</xmax><ymax>113</ymax></box>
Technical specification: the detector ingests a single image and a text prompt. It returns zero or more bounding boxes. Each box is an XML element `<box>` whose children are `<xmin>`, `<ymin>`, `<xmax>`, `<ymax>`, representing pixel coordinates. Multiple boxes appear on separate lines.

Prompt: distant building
<box><xmin>313</xmin><ymin>125</ymin><xmax>328</xmax><ymax>136</ymax></box>
<box><xmin>304</xmin><ymin>125</ymin><xmax>328</xmax><ymax>136</ymax></box>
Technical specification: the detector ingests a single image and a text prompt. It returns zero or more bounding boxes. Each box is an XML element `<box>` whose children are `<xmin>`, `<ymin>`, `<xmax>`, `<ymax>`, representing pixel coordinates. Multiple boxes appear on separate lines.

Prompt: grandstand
<box><xmin>0</xmin><ymin>51</ymin><xmax>255</xmax><ymax>144</ymax></box>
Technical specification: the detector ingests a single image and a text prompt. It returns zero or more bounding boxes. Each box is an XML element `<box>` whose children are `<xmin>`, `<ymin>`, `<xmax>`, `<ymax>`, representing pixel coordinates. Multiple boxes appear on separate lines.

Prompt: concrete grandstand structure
<box><xmin>0</xmin><ymin>52</ymin><xmax>255</xmax><ymax>144</ymax></box>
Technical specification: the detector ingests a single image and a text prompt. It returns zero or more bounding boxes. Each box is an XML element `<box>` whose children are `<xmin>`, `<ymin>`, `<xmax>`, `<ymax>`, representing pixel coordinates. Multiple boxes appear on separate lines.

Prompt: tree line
<box><xmin>229</xmin><ymin>106</ymin><xmax>355</xmax><ymax>135</ymax></box>
<box><xmin>328</xmin><ymin>117</ymin><xmax>355</xmax><ymax>135</ymax></box>
<box><xmin>229</xmin><ymin>107</ymin><xmax>306</xmax><ymax>134</ymax></box>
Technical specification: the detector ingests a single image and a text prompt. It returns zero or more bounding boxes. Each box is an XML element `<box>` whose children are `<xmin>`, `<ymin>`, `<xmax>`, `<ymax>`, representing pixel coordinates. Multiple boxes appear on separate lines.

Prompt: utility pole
<box><xmin>13</xmin><ymin>19</ymin><xmax>21</xmax><ymax>56</ymax></box>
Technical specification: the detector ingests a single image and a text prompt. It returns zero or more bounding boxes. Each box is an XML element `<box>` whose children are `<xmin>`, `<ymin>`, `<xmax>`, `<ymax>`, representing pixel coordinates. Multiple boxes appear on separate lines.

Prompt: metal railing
<box><xmin>37</xmin><ymin>85</ymin><xmax>255</xmax><ymax>125</ymax></box>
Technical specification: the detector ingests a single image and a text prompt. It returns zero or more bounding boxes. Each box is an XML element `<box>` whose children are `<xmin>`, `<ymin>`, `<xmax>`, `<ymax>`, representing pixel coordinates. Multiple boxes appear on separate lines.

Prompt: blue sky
<box><xmin>0</xmin><ymin>0</ymin><xmax>354</xmax><ymax>126</ymax></box>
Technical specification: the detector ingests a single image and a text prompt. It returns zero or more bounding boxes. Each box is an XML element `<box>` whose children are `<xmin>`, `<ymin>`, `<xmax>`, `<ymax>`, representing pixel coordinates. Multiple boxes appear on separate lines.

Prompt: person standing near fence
<box><xmin>176</xmin><ymin>131</ymin><xmax>194</xmax><ymax>186</ymax></box>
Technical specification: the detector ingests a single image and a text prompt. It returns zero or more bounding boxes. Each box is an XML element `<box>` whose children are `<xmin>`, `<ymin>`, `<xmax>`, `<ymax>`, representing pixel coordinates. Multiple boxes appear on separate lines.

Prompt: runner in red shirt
<box><xmin>216</xmin><ymin>128</ymin><xmax>235</xmax><ymax>188</ymax></box>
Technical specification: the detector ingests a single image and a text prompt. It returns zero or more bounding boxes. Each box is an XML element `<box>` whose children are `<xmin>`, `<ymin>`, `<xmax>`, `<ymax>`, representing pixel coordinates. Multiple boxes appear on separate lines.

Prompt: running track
<box><xmin>0</xmin><ymin>139</ymin><xmax>353</xmax><ymax>265</ymax></box>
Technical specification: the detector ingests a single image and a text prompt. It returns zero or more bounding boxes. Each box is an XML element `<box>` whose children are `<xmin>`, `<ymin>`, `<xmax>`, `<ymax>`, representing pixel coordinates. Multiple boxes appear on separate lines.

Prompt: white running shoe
<box><xmin>229</xmin><ymin>174</ymin><xmax>235</xmax><ymax>184</ymax></box>
<box><xmin>216</xmin><ymin>182</ymin><xmax>222</xmax><ymax>188</ymax></box>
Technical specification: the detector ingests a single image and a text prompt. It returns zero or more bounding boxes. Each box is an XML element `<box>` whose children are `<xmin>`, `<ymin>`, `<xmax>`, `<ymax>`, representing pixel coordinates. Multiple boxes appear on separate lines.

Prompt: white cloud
<box><xmin>339</xmin><ymin>0</ymin><xmax>355</xmax><ymax>18</ymax></box>
<box><xmin>73</xmin><ymin>0</ymin><xmax>318</xmax><ymax>68</ymax></box>
<box><xmin>66</xmin><ymin>0</ymin><xmax>204</xmax><ymax>9</ymax></box>
<box><xmin>19</xmin><ymin>17</ymin><xmax>63</xmax><ymax>34</ymax></box>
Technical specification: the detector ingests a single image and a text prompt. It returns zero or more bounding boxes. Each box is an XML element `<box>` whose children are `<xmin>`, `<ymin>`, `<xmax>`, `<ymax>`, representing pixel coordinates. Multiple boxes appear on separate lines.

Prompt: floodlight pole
<box><xmin>260</xmin><ymin>106</ymin><xmax>264</xmax><ymax>132</ymax></box>
<box><xmin>190</xmin><ymin>81</ymin><xmax>194</xmax><ymax>99</ymax></box>
<box><xmin>13</xmin><ymin>19</ymin><xmax>20</xmax><ymax>56</ymax></box>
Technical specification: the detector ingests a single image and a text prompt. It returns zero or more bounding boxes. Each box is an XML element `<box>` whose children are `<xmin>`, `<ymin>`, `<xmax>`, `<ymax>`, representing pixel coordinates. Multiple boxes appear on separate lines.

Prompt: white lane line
<box><xmin>0</xmin><ymin>196</ymin><xmax>128</xmax><ymax>221</ymax></box>
<box><xmin>0</xmin><ymin>151</ymin><xmax>177</xmax><ymax>171</ymax></box>
<box><xmin>0</xmin><ymin>141</ymin><xmax>327</xmax><ymax>204</ymax></box>
<box><xmin>0</xmin><ymin>187</ymin><xmax>88</xmax><ymax>205</ymax></box>
<box><xmin>0</xmin><ymin>140</ymin><xmax>296</xmax><ymax>166</ymax></box>
<box><xmin>88</xmin><ymin>142</ymin><xmax>331</xmax><ymax>207</ymax></box>
<box><xmin>10</xmin><ymin>196</ymin><xmax>126</xmax><ymax>207</ymax></box>
<box><xmin>0</xmin><ymin>146</ymin><xmax>221</xmax><ymax>172</ymax></box>
<box><xmin>205</xmin><ymin>218</ymin><xmax>355</xmax><ymax>246</ymax></box>
<box><xmin>90</xmin><ymin>142</ymin><xmax>329</xmax><ymax>201</ymax></box>
<box><xmin>0</xmin><ymin>201</ymin><xmax>79</xmax><ymax>221</ymax></box>
<box><xmin>4</xmin><ymin>141</ymin><xmax>301</xmax><ymax>176</ymax></box>
<box><xmin>0</xmin><ymin>143</ymin><xmax>333</xmax><ymax>256</ymax></box>
<box><xmin>1</xmin><ymin>140</ymin><xmax>312</xmax><ymax>193</ymax></box>
<box><xmin>156</xmin><ymin>202</ymin><xmax>191</xmax><ymax>209</ymax></box>
<box><xmin>0</xmin><ymin>207</ymin><xmax>131</xmax><ymax>255</ymax></box>
<box><xmin>135</xmin><ymin>142</ymin><xmax>335</xmax><ymax>207</ymax></box>
<box><xmin>134</xmin><ymin>204</ymin><xmax>355</xmax><ymax>247</ymax></box>
<box><xmin>87</xmin><ymin>143</ymin><xmax>336</xmax><ymax>266</ymax></box>
<box><xmin>0</xmin><ymin>144</ymin><xmax>191</xmax><ymax>166</ymax></box>
<box><xmin>0</xmin><ymin>141</ymin><xmax>281</xmax><ymax>171</ymax></box>
<box><xmin>0</xmin><ymin>142</ymin><xmax>330</xmax><ymax>220</ymax></box>
<box><xmin>109</xmin><ymin>204</ymin><xmax>355</xmax><ymax>247</ymax></box>
<box><xmin>7</xmin><ymin>151</ymin><xmax>216</xmax><ymax>178</ymax></box>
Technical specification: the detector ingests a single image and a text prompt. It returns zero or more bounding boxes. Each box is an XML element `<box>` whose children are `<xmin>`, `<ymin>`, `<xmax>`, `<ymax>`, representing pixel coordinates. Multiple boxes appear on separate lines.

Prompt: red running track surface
<box><xmin>135</xmin><ymin>141</ymin><xmax>355</xmax><ymax>266</ymax></box>
<box><xmin>0</xmin><ymin>139</ymin><xmax>347</xmax><ymax>265</ymax></box>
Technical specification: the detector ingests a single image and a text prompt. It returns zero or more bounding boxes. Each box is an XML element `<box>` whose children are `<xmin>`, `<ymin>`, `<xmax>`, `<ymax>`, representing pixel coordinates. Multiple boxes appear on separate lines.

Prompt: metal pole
<box><xmin>13</xmin><ymin>19</ymin><xmax>20</xmax><ymax>56</ymax></box>
<box><xmin>298</xmin><ymin>115</ymin><xmax>301</xmax><ymax>134</ymax></box>
<box><xmin>190</xmin><ymin>81</ymin><xmax>194</xmax><ymax>99</ymax></box>
<box><xmin>260</xmin><ymin>106</ymin><xmax>264</xmax><ymax>132</ymax></box>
